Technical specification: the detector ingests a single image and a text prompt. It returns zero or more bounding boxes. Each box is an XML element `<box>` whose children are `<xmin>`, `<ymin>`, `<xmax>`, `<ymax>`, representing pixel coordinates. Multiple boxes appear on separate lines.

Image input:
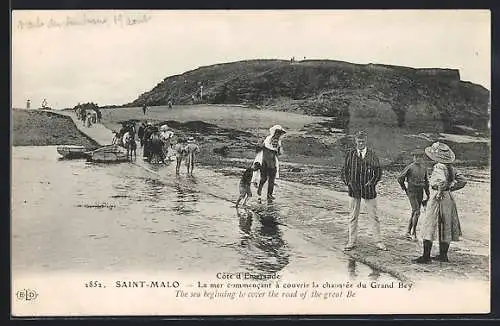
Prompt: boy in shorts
<box><xmin>236</xmin><ymin>162</ymin><xmax>262</xmax><ymax>208</ymax></box>
<box><xmin>397</xmin><ymin>149</ymin><xmax>430</xmax><ymax>240</ymax></box>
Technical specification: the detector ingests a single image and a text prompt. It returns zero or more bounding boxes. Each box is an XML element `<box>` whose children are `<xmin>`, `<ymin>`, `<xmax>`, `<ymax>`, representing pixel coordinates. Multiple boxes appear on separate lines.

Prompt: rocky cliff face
<box><xmin>129</xmin><ymin>59</ymin><xmax>490</xmax><ymax>133</ymax></box>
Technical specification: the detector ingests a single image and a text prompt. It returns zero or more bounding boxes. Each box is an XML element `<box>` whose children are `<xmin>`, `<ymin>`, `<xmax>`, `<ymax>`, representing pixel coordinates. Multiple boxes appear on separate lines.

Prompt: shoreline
<box><xmin>12</xmin><ymin>107</ymin><xmax>490</xmax><ymax>284</ymax></box>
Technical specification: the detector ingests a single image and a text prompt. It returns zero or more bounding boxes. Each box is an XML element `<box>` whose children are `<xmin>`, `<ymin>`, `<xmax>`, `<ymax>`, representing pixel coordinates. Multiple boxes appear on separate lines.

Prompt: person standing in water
<box><xmin>173</xmin><ymin>138</ymin><xmax>187</xmax><ymax>175</ymax></box>
<box><xmin>253</xmin><ymin>125</ymin><xmax>286</xmax><ymax>203</ymax></box>
<box><xmin>397</xmin><ymin>149</ymin><xmax>430</xmax><ymax>241</ymax></box>
<box><xmin>142</xmin><ymin>104</ymin><xmax>148</xmax><ymax>115</ymax></box>
<box><xmin>184</xmin><ymin>137</ymin><xmax>200</xmax><ymax>175</ymax></box>
<box><xmin>413</xmin><ymin>142</ymin><xmax>467</xmax><ymax>264</ymax></box>
<box><xmin>341</xmin><ymin>130</ymin><xmax>387</xmax><ymax>251</ymax></box>
<box><xmin>236</xmin><ymin>162</ymin><xmax>261</xmax><ymax>208</ymax></box>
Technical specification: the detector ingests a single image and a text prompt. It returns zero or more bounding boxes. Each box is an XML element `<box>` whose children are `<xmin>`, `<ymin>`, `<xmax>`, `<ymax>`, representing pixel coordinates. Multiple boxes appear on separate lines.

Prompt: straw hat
<box><xmin>187</xmin><ymin>137</ymin><xmax>195</xmax><ymax>143</ymax></box>
<box><xmin>269</xmin><ymin>125</ymin><xmax>286</xmax><ymax>136</ymax></box>
<box><xmin>424</xmin><ymin>142</ymin><xmax>455</xmax><ymax>164</ymax></box>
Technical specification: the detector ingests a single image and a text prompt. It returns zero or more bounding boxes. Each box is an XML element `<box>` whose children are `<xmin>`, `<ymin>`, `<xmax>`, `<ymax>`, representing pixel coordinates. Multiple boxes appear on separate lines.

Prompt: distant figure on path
<box><xmin>413</xmin><ymin>142</ymin><xmax>467</xmax><ymax>264</ymax></box>
<box><xmin>95</xmin><ymin>109</ymin><xmax>102</xmax><ymax>123</ymax></box>
<box><xmin>89</xmin><ymin>110</ymin><xmax>98</xmax><ymax>124</ymax></box>
<box><xmin>184</xmin><ymin>137</ymin><xmax>200</xmax><ymax>175</ymax></box>
<box><xmin>397</xmin><ymin>148</ymin><xmax>430</xmax><ymax>241</ymax></box>
<box><xmin>236</xmin><ymin>162</ymin><xmax>261</xmax><ymax>208</ymax></box>
<box><xmin>85</xmin><ymin>113</ymin><xmax>92</xmax><ymax>128</ymax></box>
<box><xmin>26</xmin><ymin>99</ymin><xmax>31</xmax><ymax>109</ymax></box>
<box><xmin>142</xmin><ymin>104</ymin><xmax>148</xmax><ymax>115</ymax></box>
<box><xmin>252</xmin><ymin>125</ymin><xmax>286</xmax><ymax>202</ymax></box>
<box><xmin>341</xmin><ymin>130</ymin><xmax>387</xmax><ymax>251</ymax></box>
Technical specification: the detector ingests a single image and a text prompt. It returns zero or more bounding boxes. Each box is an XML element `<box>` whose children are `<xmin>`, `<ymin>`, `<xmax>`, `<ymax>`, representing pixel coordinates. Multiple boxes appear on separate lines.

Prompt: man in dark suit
<box><xmin>341</xmin><ymin>130</ymin><xmax>387</xmax><ymax>251</ymax></box>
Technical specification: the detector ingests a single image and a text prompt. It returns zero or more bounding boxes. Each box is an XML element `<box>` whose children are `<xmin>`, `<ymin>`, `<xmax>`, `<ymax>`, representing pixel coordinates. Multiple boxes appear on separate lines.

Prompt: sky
<box><xmin>11</xmin><ymin>10</ymin><xmax>490</xmax><ymax>109</ymax></box>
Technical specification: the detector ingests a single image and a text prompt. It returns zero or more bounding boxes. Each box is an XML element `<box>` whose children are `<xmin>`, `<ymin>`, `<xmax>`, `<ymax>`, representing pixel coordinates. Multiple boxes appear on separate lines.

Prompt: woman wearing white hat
<box><xmin>159</xmin><ymin>125</ymin><xmax>174</xmax><ymax>160</ymax></box>
<box><xmin>413</xmin><ymin>142</ymin><xmax>467</xmax><ymax>264</ymax></box>
<box><xmin>252</xmin><ymin>125</ymin><xmax>286</xmax><ymax>202</ymax></box>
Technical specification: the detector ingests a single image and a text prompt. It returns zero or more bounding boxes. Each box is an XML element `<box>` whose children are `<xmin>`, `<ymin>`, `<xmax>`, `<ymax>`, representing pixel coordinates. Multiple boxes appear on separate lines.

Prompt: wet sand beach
<box><xmin>12</xmin><ymin>107</ymin><xmax>490</xmax><ymax>284</ymax></box>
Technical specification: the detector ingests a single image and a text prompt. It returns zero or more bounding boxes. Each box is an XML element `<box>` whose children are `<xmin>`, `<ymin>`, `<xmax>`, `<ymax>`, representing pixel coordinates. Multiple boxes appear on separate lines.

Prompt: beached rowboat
<box><xmin>56</xmin><ymin>145</ymin><xmax>88</xmax><ymax>159</ymax></box>
<box><xmin>86</xmin><ymin>144</ymin><xmax>129</xmax><ymax>163</ymax></box>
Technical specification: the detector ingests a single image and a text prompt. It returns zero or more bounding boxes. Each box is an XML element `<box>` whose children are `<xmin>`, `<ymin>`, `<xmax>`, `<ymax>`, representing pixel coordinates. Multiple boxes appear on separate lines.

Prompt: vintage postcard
<box><xmin>11</xmin><ymin>10</ymin><xmax>490</xmax><ymax>316</ymax></box>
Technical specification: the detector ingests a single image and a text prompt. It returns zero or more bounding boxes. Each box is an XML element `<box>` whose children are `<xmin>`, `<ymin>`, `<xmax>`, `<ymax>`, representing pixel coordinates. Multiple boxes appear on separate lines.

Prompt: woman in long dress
<box><xmin>413</xmin><ymin>142</ymin><xmax>467</xmax><ymax>264</ymax></box>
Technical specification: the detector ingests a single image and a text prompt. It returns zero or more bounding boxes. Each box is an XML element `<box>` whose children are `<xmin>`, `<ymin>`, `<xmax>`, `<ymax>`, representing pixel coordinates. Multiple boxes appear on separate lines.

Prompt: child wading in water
<box><xmin>173</xmin><ymin>138</ymin><xmax>187</xmax><ymax>175</ymax></box>
<box><xmin>184</xmin><ymin>137</ymin><xmax>200</xmax><ymax>175</ymax></box>
<box><xmin>236</xmin><ymin>162</ymin><xmax>262</xmax><ymax>208</ymax></box>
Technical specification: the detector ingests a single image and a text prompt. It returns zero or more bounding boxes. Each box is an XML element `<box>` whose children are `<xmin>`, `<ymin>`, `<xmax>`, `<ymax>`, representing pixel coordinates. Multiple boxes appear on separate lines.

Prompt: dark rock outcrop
<box><xmin>128</xmin><ymin>59</ymin><xmax>490</xmax><ymax>133</ymax></box>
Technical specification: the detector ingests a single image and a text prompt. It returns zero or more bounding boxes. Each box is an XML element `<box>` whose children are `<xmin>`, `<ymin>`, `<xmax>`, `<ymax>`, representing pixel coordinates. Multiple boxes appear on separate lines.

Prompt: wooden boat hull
<box><xmin>57</xmin><ymin>145</ymin><xmax>88</xmax><ymax>159</ymax></box>
<box><xmin>87</xmin><ymin>144</ymin><xmax>129</xmax><ymax>163</ymax></box>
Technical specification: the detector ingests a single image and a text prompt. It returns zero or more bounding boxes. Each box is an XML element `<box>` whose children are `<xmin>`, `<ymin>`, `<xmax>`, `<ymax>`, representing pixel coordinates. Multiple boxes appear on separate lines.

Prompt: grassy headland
<box><xmin>12</xmin><ymin>109</ymin><xmax>98</xmax><ymax>149</ymax></box>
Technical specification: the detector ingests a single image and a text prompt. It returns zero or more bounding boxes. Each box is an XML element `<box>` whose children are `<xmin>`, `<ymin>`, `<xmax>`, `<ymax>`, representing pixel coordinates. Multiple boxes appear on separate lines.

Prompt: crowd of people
<box><xmin>113</xmin><ymin>121</ymin><xmax>200</xmax><ymax>175</ymax></box>
<box><xmin>99</xmin><ymin>115</ymin><xmax>469</xmax><ymax>266</ymax></box>
<box><xmin>235</xmin><ymin>127</ymin><xmax>467</xmax><ymax>265</ymax></box>
<box><xmin>75</xmin><ymin>104</ymin><xmax>102</xmax><ymax>127</ymax></box>
<box><xmin>69</xmin><ymin>99</ymin><xmax>472</xmax><ymax>268</ymax></box>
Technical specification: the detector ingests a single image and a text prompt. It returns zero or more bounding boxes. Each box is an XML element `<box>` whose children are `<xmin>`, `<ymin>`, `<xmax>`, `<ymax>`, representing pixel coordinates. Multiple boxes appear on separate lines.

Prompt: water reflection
<box><xmin>347</xmin><ymin>259</ymin><xmax>357</xmax><ymax>278</ymax></box>
<box><xmin>142</xmin><ymin>178</ymin><xmax>166</xmax><ymax>202</ymax></box>
<box><xmin>347</xmin><ymin>258</ymin><xmax>381</xmax><ymax>281</ymax></box>
<box><xmin>238</xmin><ymin>204</ymin><xmax>290</xmax><ymax>274</ymax></box>
<box><xmin>172</xmin><ymin>180</ymin><xmax>199</xmax><ymax>215</ymax></box>
<box><xmin>237</xmin><ymin>208</ymin><xmax>253</xmax><ymax>235</ymax></box>
<box><xmin>13</xmin><ymin>147</ymin><xmax>404</xmax><ymax>278</ymax></box>
<box><xmin>186</xmin><ymin>174</ymin><xmax>198</xmax><ymax>184</ymax></box>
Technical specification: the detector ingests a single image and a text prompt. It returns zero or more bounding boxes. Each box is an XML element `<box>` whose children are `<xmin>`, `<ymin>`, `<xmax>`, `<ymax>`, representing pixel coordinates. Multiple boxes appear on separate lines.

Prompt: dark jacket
<box><xmin>341</xmin><ymin>148</ymin><xmax>382</xmax><ymax>200</ymax></box>
<box><xmin>397</xmin><ymin>162</ymin><xmax>430</xmax><ymax>195</ymax></box>
<box><xmin>261</xmin><ymin>147</ymin><xmax>278</xmax><ymax>168</ymax></box>
<box><xmin>138</xmin><ymin>125</ymin><xmax>145</xmax><ymax>139</ymax></box>
<box><xmin>143</xmin><ymin>126</ymin><xmax>158</xmax><ymax>140</ymax></box>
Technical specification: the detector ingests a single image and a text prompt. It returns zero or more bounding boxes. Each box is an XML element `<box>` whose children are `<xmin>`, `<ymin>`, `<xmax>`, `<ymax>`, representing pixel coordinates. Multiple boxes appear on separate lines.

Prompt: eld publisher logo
<box><xmin>16</xmin><ymin>289</ymin><xmax>39</xmax><ymax>301</ymax></box>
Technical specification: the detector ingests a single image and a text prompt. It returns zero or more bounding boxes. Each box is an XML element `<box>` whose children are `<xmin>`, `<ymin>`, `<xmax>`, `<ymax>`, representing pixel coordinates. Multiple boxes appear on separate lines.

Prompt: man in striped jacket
<box><xmin>341</xmin><ymin>130</ymin><xmax>387</xmax><ymax>251</ymax></box>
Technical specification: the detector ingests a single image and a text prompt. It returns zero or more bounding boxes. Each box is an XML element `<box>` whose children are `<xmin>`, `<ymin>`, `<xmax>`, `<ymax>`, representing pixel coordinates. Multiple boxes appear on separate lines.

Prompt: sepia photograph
<box><xmin>11</xmin><ymin>9</ymin><xmax>490</xmax><ymax>316</ymax></box>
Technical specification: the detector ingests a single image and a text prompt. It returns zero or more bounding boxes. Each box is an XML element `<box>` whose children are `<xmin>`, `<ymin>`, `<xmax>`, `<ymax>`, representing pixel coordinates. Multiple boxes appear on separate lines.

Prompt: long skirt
<box><xmin>420</xmin><ymin>190</ymin><xmax>462</xmax><ymax>243</ymax></box>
